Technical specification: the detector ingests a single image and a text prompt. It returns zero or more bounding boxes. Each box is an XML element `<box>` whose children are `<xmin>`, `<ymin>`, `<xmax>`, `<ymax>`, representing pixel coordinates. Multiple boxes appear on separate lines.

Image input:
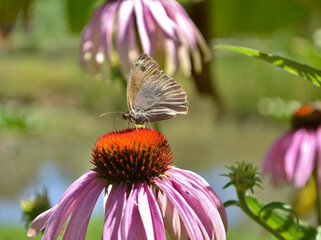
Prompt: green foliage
<box><xmin>213</xmin><ymin>0</ymin><xmax>312</xmax><ymax>36</ymax></box>
<box><xmin>66</xmin><ymin>0</ymin><xmax>103</xmax><ymax>33</ymax></box>
<box><xmin>246</xmin><ymin>195</ymin><xmax>318</xmax><ymax>240</ymax></box>
<box><xmin>215</xmin><ymin>45</ymin><xmax>321</xmax><ymax>87</ymax></box>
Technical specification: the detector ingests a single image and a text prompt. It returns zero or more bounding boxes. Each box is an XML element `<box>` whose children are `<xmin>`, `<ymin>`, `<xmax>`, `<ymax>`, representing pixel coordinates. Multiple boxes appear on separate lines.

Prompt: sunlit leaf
<box><xmin>258</xmin><ymin>202</ymin><xmax>299</xmax><ymax>229</ymax></box>
<box><xmin>214</xmin><ymin>45</ymin><xmax>321</xmax><ymax>87</ymax></box>
<box><xmin>246</xmin><ymin>194</ymin><xmax>317</xmax><ymax>239</ymax></box>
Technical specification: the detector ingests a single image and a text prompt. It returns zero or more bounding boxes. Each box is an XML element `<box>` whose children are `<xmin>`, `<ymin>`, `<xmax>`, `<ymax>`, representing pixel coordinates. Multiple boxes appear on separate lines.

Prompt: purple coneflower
<box><xmin>80</xmin><ymin>0</ymin><xmax>211</xmax><ymax>78</ymax></box>
<box><xmin>28</xmin><ymin>128</ymin><xmax>227</xmax><ymax>239</ymax></box>
<box><xmin>262</xmin><ymin>104</ymin><xmax>321</xmax><ymax>188</ymax></box>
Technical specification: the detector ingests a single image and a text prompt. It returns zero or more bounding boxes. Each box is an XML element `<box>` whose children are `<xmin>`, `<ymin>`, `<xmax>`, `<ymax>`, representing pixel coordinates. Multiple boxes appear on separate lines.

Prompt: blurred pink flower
<box><xmin>80</xmin><ymin>0</ymin><xmax>210</xmax><ymax>79</ymax></box>
<box><xmin>28</xmin><ymin>128</ymin><xmax>227</xmax><ymax>239</ymax></box>
<box><xmin>262</xmin><ymin>104</ymin><xmax>321</xmax><ymax>188</ymax></box>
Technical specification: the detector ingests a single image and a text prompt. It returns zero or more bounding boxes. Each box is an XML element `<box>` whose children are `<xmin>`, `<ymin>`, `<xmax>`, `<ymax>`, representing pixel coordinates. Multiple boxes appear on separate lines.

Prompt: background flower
<box><xmin>28</xmin><ymin>128</ymin><xmax>227</xmax><ymax>239</ymax></box>
<box><xmin>80</xmin><ymin>0</ymin><xmax>211</xmax><ymax>79</ymax></box>
<box><xmin>262</xmin><ymin>104</ymin><xmax>321</xmax><ymax>188</ymax></box>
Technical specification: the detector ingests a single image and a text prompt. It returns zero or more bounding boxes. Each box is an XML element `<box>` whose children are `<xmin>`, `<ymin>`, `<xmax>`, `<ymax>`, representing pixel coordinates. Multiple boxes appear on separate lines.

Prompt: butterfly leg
<box><xmin>113</xmin><ymin>118</ymin><xmax>120</xmax><ymax>131</ymax></box>
<box><xmin>146</xmin><ymin>117</ymin><xmax>152</xmax><ymax>130</ymax></box>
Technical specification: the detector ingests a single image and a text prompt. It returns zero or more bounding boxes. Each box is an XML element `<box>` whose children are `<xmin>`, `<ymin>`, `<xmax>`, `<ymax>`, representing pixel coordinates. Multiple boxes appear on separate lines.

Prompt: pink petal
<box><xmin>101</xmin><ymin>1</ymin><xmax>119</xmax><ymax>66</ymax></box>
<box><xmin>121</xmin><ymin>183</ymin><xmax>147</xmax><ymax>240</ymax></box>
<box><xmin>317</xmin><ymin>127</ymin><xmax>321</xmax><ymax>187</ymax></box>
<box><xmin>43</xmin><ymin>172</ymin><xmax>101</xmax><ymax>239</ymax></box>
<box><xmin>167</xmin><ymin>170</ymin><xmax>226</xmax><ymax>239</ymax></box>
<box><xmin>63</xmin><ymin>179</ymin><xmax>105</xmax><ymax>240</ymax></box>
<box><xmin>168</xmin><ymin>168</ymin><xmax>227</xmax><ymax>231</ymax></box>
<box><xmin>142</xmin><ymin>2</ymin><xmax>156</xmax><ymax>56</ymax></box>
<box><xmin>116</xmin><ymin>0</ymin><xmax>138</xmax><ymax>74</ymax></box>
<box><xmin>157</xmin><ymin>191</ymin><xmax>188</xmax><ymax>239</ymax></box>
<box><xmin>134</xmin><ymin>0</ymin><xmax>151</xmax><ymax>55</ymax></box>
<box><xmin>81</xmin><ymin>5</ymin><xmax>105</xmax><ymax>74</ymax></box>
<box><xmin>263</xmin><ymin>131</ymin><xmax>293</xmax><ymax>186</ymax></box>
<box><xmin>164</xmin><ymin>1</ymin><xmax>196</xmax><ymax>48</ymax></box>
<box><xmin>137</xmin><ymin>185</ymin><xmax>154</xmax><ymax>239</ymax></box>
<box><xmin>103</xmin><ymin>183</ymin><xmax>127</xmax><ymax>240</ymax></box>
<box><xmin>156</xmin><ymin>179</ymin><xmax>204</xmax><ymax>240</ymax></box>
<box><xmin>164</xmin><ymin>37</ymin><xmax>178</xmax><ymax>75</ymax></box>
<box><xmin>285</xmin><ymin>129</ymin><xmax>306</xmax><ymax>182</ymax></box>
<box><xmin>80</xmin><ymin>5</ymin><xmax>104</xmax><ymax>67</ymax></box>
<box><xmin>146</xmin><ymin>0</ymin><xmax>176</xmax><ymax>39</ymax></box>
<box><xmin>27</xmin><ymin>205</ymin><xmax>58</xmax><ymax>237</ymax></box>
<box><xmin>294</xmin><ymin>130</ymin><xmax>317</xmax><ymax>188</ymax></box>
<box><xmin>142</xmin><ymin>184</ymin><xmax>166</xmax><ymax>240</ymax></box>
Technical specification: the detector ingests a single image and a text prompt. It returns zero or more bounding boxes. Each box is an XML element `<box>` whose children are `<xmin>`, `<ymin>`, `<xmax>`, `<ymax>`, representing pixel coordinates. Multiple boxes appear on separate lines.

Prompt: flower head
<box><xmin>224</xmin><ymin>162</ymin><xmax>262</xmax><ymax>193</ymax></box>
<box><xmin>28</xmin><ymin>128</ymin><xmax>227</xmax><ymax>239</ymax></box>
<box><xmin>262</xmin><ymin>103</ymin><xmax>321</xmax><ymax>188</ymax></box>
<box><xmin>20</xmin><ymin>189</ymin><xmax>51</xmax><ymax>228</ymax></box>
<box><xmin>80</xmin><ymin>0</ymin><xmax>211</xmax><ymax>79</ymax></box>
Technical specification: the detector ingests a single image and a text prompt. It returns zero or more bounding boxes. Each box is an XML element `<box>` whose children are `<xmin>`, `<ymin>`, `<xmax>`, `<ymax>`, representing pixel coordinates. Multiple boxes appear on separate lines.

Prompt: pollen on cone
<box><xmin>91</xmin><ymin>128</ymin><xmax>173</xmax><ymax>184</ymax></box>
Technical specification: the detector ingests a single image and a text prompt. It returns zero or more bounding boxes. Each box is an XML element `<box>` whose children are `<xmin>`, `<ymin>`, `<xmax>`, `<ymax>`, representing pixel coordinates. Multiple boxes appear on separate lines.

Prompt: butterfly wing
<box><xmin>133</xmin><ymin>73</ymin><xmax>188</xmax><ymax>122</ymax></box>
<box><xmin>127</xmin><ymin>53</ymin><xmax>161</xmax><ymax>111</ymax></box>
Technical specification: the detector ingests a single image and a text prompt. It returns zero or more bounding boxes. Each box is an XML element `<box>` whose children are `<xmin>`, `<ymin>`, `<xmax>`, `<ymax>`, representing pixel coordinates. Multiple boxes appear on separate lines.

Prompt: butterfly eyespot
<box><xmin>141</xmin><ymin>66</ymin><xmax>146</xmax><ymax>71</ymax></box>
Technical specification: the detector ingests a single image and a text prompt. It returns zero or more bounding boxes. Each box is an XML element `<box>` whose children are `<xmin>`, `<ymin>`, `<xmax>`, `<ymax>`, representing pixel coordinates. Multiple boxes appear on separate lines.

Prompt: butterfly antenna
<box><xmin>99</xmin><ymin>111</ymin><xmax>123</xmax><ymax>118</ymax></box>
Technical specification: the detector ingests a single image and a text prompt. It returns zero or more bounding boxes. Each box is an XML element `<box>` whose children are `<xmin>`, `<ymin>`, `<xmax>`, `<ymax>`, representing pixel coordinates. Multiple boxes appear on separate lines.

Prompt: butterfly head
<box><xmin>122</xmin><ymin>111</ymin><xmax>149</xmax><ymax>125</ymax></box>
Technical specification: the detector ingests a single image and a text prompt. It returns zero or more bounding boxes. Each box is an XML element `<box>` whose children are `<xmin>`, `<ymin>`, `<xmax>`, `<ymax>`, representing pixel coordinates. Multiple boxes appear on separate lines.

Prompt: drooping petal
<box><xmin>166</xmin><ymin>169</ymin><xmax>226</xmax><ymax>239</ymax></box>
<box><xmin>156</xmin><ymin>178</ymin><xmax>204</xmax><ymax>240</ymax></box>
<box><xmin>116</xmin><ymin>0</ymin><xmax>137</xmax><ymax>73</ymax></box>
<box><xmin>27</xmin><ymin>205</ymin><xmax>58</xmax><ymax>237</ymax></box>
<box><xmin>164</xmin><ymin>1</ymin><xmax>196</xmax><ymax>48</ymax></box>
<box><xmin>285</xmin><ymin>129</ymin><xmax>306</xmax><ymax>182</ymax></box>
<box><xmin>81</xmin><ymin>5</ymin><xmax>105</xmax><ymax>74</ymax></box>
<box><xmin>157</xmin><ymin>190</ymin><xmax>188</xmax><ymax>240</ymax></box>
<box><xmin>42</xmin><ymin>171</ymin><xmax>101</xmax><ymax>239</ymax></box>
<box><xmin>121</xmin><ymin>183</ymin><xmax>147</xmax><ymax>240</ymax></box>
<box><xmin>171</xmin><ymin>0</ymin><xmax>211</xmax><ymax>61</ymax></box>
<box><xmin>103</xmin><ymin>183</ymin><xmax>127</xmax><ymax>240</ymax></box>
<box><xmin>178</xmin><ymin>45</ymin><xmax>192</xmax><ymax>77</ymax></box>
<box><xmin>134</xmin><ymin>0</ymin><xmax>151</xmax><ymax>55</ymax></box>
<box><xmin>142</xmin><ymin>1</ymin><xmax>156</xmax><ymax>56</ymax></box>
<box><xmin>146</xmin><ymin>0</ymin><xmax>176</xmax><ymax>39</ymax></box>
<box><xmin>100</xmin><ymin>1</ymin><xmax>119</xmax><ymax>66</ymax></box>
<box><xmin>317</xmin><ymin>127</ymin><xmax>321</xmax><ymax>187</ymax></box>
<box><xmin>80</xmin><ymin>5</ymin><xmax>104</xmax><ymax>68</ymax></box>
<box><xmin>168</xmin><ymin>167</ymin><xmax>227</xmax><ymax>230</ymax></box>
<box><xmin>263</xmin><ymin>131</ymin><xmax>294</xmax><ymax>186</ymax></box>
<box><xmin>164</xmin><ymin>37</ymin><xmax>177</xmax><ymax>76</ymax></box>
<box><xmin>142</xmin><ymin>184</ymin><xmax>166</xmax><ymax>240</ymax></box>
<box><xmin>294</xmin><ymin>130</ymin><xmax>317</xmax><ymax>188</ymax></box>
<box><xmin>62</xmin><ymin>178</ymin><xmax>105</xmax><ymax>240</ymax></box>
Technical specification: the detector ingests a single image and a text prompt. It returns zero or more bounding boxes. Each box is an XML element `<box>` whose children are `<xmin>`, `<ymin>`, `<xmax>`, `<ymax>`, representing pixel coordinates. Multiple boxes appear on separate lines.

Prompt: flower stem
<box><xmin>313</xmin><ymin>167</ymin><xmax>321</xmax><ymax>225</ymax></box>
<box><xmin>236</xmin><ymin>190</ymin><xmax>285</xmax><ymax>240</ymax></box>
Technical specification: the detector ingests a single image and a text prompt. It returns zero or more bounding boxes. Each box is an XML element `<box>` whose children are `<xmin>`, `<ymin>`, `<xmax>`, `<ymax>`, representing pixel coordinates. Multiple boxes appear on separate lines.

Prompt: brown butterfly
<box><xmin>122</xmin><ymin>53</ymin><xmax>188</xmax><ymax>125</ymax></box>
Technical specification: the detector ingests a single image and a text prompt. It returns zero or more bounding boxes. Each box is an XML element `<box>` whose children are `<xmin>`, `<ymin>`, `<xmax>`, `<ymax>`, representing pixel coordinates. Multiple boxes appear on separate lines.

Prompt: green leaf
<box><xmin>223</xmin><ymin>200</ymin><xmax>239</xmax><ymax>208</ymax></box>
<box><xmin>66</xmin><ymin>0</ymin><xmax>102</xmax><ymax>33</ymax></box>
<box><xmin>246</xmin><ymin>194</ymin><xmax>317</xmax><ymax>239</ymax></box>
<box><xmin>214</xmin><ymin>45</ymin><xmax>321</xmax><ymax>87</ymax></box>
<box><xmin>258</xmin><ymin>202</ymin><xmax>299</xmax><ymax>229</ymax></box>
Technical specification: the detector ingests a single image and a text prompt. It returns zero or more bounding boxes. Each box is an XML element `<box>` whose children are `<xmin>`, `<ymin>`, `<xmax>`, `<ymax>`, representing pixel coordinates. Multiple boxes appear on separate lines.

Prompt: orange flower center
<box><xmin>91</xmin><ymin>128</ymin><xmax>172</xmax><ymax>184</ymax></box>
<box><xmin>291</xmin><ymin>104</ymin><xmax>321</xmax><ymax>129</ymax></box>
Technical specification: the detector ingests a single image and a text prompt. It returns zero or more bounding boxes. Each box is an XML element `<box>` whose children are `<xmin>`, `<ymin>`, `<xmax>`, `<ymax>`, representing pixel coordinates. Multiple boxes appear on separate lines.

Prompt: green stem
<box><xmin>313</xmin><ymin>167</ymin><xmax>321</xmax><ymax>225</ymax></box>
<box><xmin>237</xmin><ymin>190</ymin><xmax>285</xmax><ymax>240</ymax></box>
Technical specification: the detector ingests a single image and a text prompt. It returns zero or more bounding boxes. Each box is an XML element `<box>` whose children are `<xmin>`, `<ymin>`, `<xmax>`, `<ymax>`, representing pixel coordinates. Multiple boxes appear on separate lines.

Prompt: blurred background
<box><xmin>1</xmin><ymin>0</ymin><xmax>321</xmax><ymax>239</ymax></box>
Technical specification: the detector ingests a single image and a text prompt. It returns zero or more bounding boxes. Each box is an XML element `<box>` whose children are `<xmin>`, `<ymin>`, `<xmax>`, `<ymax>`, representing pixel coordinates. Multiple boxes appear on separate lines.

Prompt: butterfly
<box><xmin>122</xmin><ymin>53</ymin><xmax>188</xmax><ymax>125</ymax></box>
